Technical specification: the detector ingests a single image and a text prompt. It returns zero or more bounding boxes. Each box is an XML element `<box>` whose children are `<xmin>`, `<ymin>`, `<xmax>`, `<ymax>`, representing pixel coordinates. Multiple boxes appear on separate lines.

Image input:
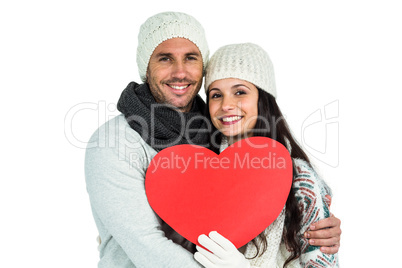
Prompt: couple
<box><xmin>85</xmin><ymin>12</ymin><xmax>341</xmax><ymax>267</ymax></box>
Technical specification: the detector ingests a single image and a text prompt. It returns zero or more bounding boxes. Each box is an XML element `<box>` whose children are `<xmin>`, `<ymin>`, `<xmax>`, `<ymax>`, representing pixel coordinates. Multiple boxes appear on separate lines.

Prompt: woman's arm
<box><xmin>293</xmin><ymin>160</ymin><xmax>339</xmax><ymax>267</ymax></box>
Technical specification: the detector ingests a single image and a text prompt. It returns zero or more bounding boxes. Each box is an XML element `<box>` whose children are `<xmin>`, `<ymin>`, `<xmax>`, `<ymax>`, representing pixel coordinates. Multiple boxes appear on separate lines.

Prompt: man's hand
<box><xmin>304</xmin><ymin>213</ymin><xmax>341</xmax><ymax>254</ymax></box>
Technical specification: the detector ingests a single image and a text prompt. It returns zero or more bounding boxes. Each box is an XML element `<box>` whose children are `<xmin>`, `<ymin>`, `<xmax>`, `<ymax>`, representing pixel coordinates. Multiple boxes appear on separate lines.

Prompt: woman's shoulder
<box><xmin>293</xmin><ymin>158</ymin><xmax>315</xmax><ymax>175</ymax></box>
<box><xmin>292</xmin><ymin>158</ymin><xmax>332</xmax><ymax>206</ymax></box>
<box><xmin>293</xmin><ymin>159</ymin><xmax>330</xmax><ymax>187</ymax></box>
<box><xmin>293</xmin><ymin>159</ymin><xmax>332</xmax><ymax>217</ymax></box>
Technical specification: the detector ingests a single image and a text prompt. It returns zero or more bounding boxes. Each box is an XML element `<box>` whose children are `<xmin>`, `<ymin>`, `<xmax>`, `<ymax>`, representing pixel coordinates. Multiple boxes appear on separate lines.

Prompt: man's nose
<box><xmin>171</xmin><ymin>61</ymin><xmax>186</xmax><ymax>79</ymax></box>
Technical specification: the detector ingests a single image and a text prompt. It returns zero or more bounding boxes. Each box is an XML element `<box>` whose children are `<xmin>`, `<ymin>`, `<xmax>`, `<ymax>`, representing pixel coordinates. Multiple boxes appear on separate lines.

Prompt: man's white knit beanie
<box><xmin>136</xmin><ymin>11</ymin><xmax>209</xmax><ymax>82</ymax></box>
<box><xmin>205</xmin><ymin>43</ymin><xmax>277</xmax><ymax>98</ymax></box>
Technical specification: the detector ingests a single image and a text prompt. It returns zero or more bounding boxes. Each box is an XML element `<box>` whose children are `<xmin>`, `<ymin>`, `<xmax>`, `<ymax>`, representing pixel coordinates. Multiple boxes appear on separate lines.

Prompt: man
<box><xmin>85</xmin><ymin>12</ymin><xmax>341</xmax><ymax>267</ymax></box>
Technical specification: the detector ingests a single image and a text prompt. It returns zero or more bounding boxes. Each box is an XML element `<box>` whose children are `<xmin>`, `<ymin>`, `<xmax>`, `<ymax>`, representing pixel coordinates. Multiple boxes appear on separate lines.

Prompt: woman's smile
<box><xmin>219</xmin><ymin>115</ymin><xmax>244</xmax><ymax>125</ymax></box>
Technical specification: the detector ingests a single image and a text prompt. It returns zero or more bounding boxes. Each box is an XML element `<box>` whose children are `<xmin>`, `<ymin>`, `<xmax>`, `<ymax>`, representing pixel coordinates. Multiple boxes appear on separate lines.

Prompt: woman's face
<box><xmin>208</xmin><ymin>78</ymin><xmax>259</xmax><ymax>144</ymax></box>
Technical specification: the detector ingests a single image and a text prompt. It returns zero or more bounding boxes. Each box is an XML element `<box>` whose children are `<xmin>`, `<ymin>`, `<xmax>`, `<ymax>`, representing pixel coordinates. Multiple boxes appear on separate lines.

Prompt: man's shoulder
<box><xmin>89</xmin><ymin>114</ymin><xmax>141</xmax><ymax>142</ymax></box>
<box><xmin>85</xmin><ymin>114</ymin><xmax>157</xmax><ymax>174</ymax></box>
<box><xmin>86</xmin><ymin>114</ymin><xmax>155</xmax><ymax>155</ymax></box>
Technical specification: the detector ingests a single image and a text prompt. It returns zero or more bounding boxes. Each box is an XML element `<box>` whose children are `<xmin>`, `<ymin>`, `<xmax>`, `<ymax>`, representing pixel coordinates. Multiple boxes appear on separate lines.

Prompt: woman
<box><xmin>194</xmin><ymin>43</ymin><xmax>339</xmax><ymax>267</ymax></box>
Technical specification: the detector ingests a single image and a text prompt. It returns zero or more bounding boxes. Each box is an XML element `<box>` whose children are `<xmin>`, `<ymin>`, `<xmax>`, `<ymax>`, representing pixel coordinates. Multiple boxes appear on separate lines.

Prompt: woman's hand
<box><xmin>194</xmin><ymin>231</ymin><xmax>250</xmax><ymax>268</ymax></box>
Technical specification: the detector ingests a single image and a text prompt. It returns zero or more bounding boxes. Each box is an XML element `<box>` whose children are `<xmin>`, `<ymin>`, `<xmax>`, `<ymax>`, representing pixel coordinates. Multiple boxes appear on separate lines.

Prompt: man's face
<box><xmin>146</xmin><ymin>38</ymin><xmax>204</xmax><ymax>112</ymax></box>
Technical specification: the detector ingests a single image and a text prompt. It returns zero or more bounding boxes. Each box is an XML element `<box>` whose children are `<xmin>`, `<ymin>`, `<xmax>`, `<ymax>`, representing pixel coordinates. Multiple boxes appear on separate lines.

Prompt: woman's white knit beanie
<box><xmin>205</xmin><ymin>43</ymin><xmax>277</xmax><ymax>98</ymax></box>
<box><xmin>136</xmin><ymin>12</ymin><xmax>209</xmax><ymax>82</ymax></box>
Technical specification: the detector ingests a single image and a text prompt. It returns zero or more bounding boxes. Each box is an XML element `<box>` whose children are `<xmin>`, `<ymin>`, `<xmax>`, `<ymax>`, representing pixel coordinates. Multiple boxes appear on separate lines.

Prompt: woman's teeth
<box><xmin>221</xmin><ymin>116</ymin><xmax>242</xmax><ymax>122</ymax></box>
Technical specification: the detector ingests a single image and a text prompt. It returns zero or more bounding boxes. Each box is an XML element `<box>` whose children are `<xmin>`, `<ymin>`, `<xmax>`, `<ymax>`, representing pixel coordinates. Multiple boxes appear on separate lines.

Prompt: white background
<box><xmin>1</xmin><ymin>0</ymin><xmax>401</xmax><ymax>267</ymax></box>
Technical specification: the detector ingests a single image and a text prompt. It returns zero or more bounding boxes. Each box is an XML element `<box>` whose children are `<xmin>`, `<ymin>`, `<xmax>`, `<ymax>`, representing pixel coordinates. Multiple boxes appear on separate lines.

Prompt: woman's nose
<box><xmin>221</xmin><ymin>96</ymin><xmax>236</xmax><ymax>111</ymax></box>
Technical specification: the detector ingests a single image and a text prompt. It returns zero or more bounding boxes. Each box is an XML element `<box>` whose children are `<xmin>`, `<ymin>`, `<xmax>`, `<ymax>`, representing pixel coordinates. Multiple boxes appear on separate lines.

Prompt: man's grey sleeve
<box><xmin>85</xmin><ymin>115</ymin><xmax>201</xmax><ymax>267</ymax></box>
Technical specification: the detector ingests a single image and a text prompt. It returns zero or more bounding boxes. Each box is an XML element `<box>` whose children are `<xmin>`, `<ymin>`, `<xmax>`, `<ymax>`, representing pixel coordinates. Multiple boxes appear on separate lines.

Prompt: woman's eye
<box><xmin>235</xmin><ymin>90</ymin><xmax>246</xmax><ymax>95</ymax></box>
<box><xmin>210</xmin><ymin>93</ymin><xmax>221</xmax><ymax>99</ymax></box>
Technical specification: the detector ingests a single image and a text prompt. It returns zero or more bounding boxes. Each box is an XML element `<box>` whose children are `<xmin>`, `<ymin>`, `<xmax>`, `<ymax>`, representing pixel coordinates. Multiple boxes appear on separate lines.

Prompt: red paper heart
<box><xmin>145</xmin><ymin>137</ymin><xmax>292</xmax><ymax>248</ymax></box>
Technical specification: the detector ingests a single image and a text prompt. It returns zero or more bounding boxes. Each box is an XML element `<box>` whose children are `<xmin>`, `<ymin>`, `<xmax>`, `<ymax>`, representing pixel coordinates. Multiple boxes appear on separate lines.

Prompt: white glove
<box><xmin>194</xmin><ymin>231</ymin><xmax>250</xmax><ymax>268</ymax></box>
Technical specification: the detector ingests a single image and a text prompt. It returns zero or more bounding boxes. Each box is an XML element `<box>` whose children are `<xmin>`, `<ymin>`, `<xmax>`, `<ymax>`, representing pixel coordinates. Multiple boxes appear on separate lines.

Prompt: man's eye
<box><xmin>187</xmin><ymin>56</ymin><xmax>197</xmax><ymax>60</ymax></box>
<box><xmin>159</xmin><ymin>57</ymin><xmax>170</xmax><ymax>62</ymax></box>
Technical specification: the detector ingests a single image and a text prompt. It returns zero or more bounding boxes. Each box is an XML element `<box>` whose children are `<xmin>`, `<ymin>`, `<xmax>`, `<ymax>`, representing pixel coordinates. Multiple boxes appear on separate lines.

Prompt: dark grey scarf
<box><xmin>117</xmin><ymin>82</ymin><xmax>210</xmax><ymax>151</ymax></box>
